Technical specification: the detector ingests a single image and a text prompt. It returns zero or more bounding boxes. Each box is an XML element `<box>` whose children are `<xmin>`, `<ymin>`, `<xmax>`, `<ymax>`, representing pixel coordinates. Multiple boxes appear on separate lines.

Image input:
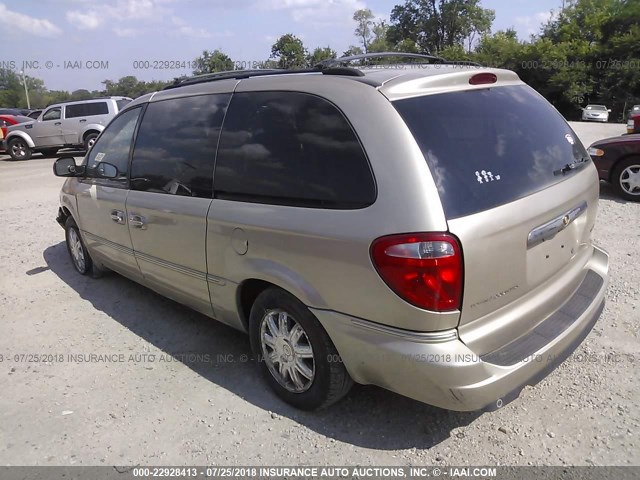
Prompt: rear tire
<box><xmin>84</xmin><ymin>133</ymin><xmax>99</xmax><ymax>151</ymax></box>
<box><xmin>8</xmin><ymin>138</ymin><xmax>32</xmax><ymax>161</ymax></box>
<box><xmin>612</xmin><ymin>157</ymin><xmax>640</xmax><ymax>202</ymax></box>
<box><xmin>64</xmin><ymin>217</ymin><xmax>93</xmax><ymax>275</ymax></box>
<box><xmin>249</xmin><ymin>287</ymin><xmax>352</xmax><ymax>410</ymax></box>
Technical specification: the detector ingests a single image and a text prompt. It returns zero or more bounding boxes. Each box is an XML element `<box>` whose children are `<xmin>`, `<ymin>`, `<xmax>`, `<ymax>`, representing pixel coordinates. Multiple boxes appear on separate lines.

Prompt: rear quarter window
<box><xmin>214</xmin><ymin>91</ymin><xmax>376</xmax><ymax>209</ymax></box>
<box><xmin>393</xmin><ymin>85</ymin><xmax>590</xmax><ymax>219</ymax></box>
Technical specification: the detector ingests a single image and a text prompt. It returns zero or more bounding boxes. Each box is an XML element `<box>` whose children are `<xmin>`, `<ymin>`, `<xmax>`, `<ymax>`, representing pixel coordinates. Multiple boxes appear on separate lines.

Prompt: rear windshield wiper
<box><xmin>554</xmin><ymin>157</ymin><xmax>590</xmax><ymax>176</ymax></box>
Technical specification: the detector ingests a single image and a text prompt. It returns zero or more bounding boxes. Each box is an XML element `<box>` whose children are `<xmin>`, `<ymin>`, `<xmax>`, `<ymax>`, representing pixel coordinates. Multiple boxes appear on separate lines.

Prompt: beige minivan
<box><xmin>54</xmin><ymin>55</ymin><xmax>609</xmax><ymax>411</ymax></box>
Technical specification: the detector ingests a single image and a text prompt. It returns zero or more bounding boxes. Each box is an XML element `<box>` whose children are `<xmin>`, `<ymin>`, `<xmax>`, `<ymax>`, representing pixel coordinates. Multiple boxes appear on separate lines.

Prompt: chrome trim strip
<box><xmin>134</xmin><ymin>251</ymin><xmax>207</xmax><ymax>281</ymax></box>
<box><xmin>206</xmin><ymin>274</ymin><xmax>227</xmax><ymax>286</ymax></box>
<box><xmin>350</xmin><ymin>317</ymin><xmax>458</xmax><ymax>343</ymax></box>
<box><xmin>527</xmin><ymin>201</ymin><xmax>587</xmax><ymax>248</ymax></box>
<box><xmin>82</xmin><ymin>231</ymin><xmax>134</xmax><ymax>256</ymax></box>
<box><xmin>82</xmin><ymin>232</ymin><xmax>224</xmax><ymax>284</ymax></box>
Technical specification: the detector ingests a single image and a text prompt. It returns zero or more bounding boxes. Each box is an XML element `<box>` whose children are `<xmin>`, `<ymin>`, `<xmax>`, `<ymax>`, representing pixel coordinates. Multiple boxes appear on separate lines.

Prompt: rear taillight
<box><xmin>370</xmin><ymin>233</ymin><xmax>463</xmax><ymax>312</ymax></box>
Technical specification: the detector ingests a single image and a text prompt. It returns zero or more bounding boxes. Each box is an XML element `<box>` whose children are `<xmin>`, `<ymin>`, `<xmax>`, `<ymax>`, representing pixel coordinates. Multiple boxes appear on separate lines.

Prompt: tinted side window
<box><xmin>65</xmin><ymin>104</ymin><xmax>85</xmax><ymax>118</ymax></box>
<box><xmin>85</xmin><ymin>107</ymin><xmax>142</xmax><ymax>183</ymax></box>
<box><xmin>130</xmin><ymin>94</ymin><xmax>231</xmax><ymax>198</ymax></box>
<box><xmin>214</xmin><ymin>92</ymin><xmax>375</xmax><ymax>209</ymax></box>
<box><xmin>66</xmin><ymin>102</ymin><xmax>109</xmax><ymax>118</ymax></box>
<box><xmin>42</xmin><ymin>107</ymin><xmax>61</xmax><ymax>121</ymax></box>
<box><xmin>85</xmin><ymin>102</ymin><xmax>109</xmax><ymax>116</ymax></box>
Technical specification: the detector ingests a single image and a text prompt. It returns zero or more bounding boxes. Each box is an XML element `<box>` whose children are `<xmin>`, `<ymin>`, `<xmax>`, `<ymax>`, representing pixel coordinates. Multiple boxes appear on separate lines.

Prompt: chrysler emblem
<box><xmin>562</xmin><ymin>215</ymin><xmax>570</xmax><ymax>227</ymax></box>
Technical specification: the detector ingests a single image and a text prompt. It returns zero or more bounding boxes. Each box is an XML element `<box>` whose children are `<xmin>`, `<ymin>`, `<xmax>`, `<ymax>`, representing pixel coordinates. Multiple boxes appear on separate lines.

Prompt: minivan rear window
<box><xmin>393</xmin><ymin>85</ymin><xmax>590</xmax><ymax>219</ymax></box>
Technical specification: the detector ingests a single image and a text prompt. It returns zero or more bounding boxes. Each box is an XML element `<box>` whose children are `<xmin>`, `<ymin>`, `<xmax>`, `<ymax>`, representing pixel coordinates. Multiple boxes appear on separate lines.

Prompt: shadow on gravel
<box><xmin>44</xmin><ymin>241</ymin><xmax>481</xmax><ymax>450</ymax></box>
<box><xmin>599</xmin><ymin>181</ymin><xmax>632</xmax><ymax>204</ymax></box>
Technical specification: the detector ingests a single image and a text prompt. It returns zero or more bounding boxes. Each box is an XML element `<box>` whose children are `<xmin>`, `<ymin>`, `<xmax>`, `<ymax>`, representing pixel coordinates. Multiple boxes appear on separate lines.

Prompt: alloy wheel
<box><xmin>260</xmin><ymin>309</ymin><xmax>315</xmax><ymax>393</ymax></box>
<box><xmin>620</xmin><ymin>165</ymin><xmax>640</xmax><ymax>196</ymax></box>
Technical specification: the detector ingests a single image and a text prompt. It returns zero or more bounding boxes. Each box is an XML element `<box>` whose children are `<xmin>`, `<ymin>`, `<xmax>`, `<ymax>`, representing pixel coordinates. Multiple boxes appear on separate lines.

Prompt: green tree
<box><xmin>388</xmin><ymin>0</ymin><xmax>495</xmax><ymax>54</ymax></box>
<box><xmin>465</xmin><ymin>4</ymin><xmax>495</xmax><ymax>52</ymax></box>
<box><xmin>353</xmin><ymin>8</ymin><xmax>375</xmax><ymax>53</ymax></box>
<box><xmin>307</xmin><ymin>47</ymin><xmax>337</xmax><ymax>67</ymax></box>
<box><xmin>342</xmin><ymin>46</ymin><xmax>364</xmax><ymax>57</ymax></box>
<box><xmin>0</xmin><ymin>70</ymin><xmax>53</xmax><ymax>108</ymax></box>
<box><xmin>368</xmin><ymin>20</ymin><xmax>393</xmax><ymax>52</ymax></box>
<box><xmin>271</xmin><ymin>34</ymin><xmax>308</xmax><ymax>69</ymax></box>
<box><xmin>102</xmin><ymin>76</ymin><xmax>169</xmax><ymax>98</ymax></box>
<box><xmin>192</xmin><ymin>49</ymin><xmax>234</xmax><ymax>75</ymax></box>
<box><xmin>474</xmin><ymin>29</ymin><xmax>523</xmax><ymax>68</ymax></box>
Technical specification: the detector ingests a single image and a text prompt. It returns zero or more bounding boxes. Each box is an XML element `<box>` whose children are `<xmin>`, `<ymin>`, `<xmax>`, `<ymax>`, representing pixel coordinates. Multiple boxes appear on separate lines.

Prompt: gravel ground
<box><xmin>0</xmin><ymin>123</ymin><xmax>637</xmax><ymax>467</ymax></box>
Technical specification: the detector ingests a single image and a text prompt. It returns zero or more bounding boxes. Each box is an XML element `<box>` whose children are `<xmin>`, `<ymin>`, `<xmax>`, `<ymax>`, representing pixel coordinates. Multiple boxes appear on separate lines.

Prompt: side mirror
<box><xmin>53</xmin><ymin>157</ymin><xmax>84</xmax><ymax>177</ymax></box>
<box><xmin>608</xmin><ymin>109</ymin><xmax>612</xmax><ymax>113</ymax></box>
<box><xmin>94</xmin><ymin>162</ymin><xmax>118</xmax><ymax>179</ymax></box>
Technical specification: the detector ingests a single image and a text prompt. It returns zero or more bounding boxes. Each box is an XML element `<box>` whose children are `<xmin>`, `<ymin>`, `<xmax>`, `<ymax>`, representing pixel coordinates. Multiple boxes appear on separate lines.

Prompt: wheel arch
<box><xmin>81</xmin><ymin>126</ymin><xmax>103</xmax><ymax>141</ymax></box>
<box><xmin>236</xmin><ymin>274</ymin><xmax>326</xmax><ymax>333</ymax></box>
<box><xmin>5</xmin><ymin>131</ymin><xmax>35</xmax><ymax>148</ymax></box>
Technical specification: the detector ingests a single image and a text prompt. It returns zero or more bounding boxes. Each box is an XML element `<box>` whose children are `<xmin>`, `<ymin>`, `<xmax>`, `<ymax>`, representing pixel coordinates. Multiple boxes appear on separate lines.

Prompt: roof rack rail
<box><xmin>44</xmin><ymin>96</ymin><xmax>132</xmax><ymax>107</ymax></box>
<box><xmin>162</xmin><ymin>52</ymin><xmax>482</xmax><ymax>90</ymax></box>
<box><xmin>163</xmin><ymin>66</ymin><xmax>364</xmax><ymax>90</ymax></box>
<box><xmin>317</xmin><ymin>52</ymin><xmax>482</xmax><ymax>68</ymax></box>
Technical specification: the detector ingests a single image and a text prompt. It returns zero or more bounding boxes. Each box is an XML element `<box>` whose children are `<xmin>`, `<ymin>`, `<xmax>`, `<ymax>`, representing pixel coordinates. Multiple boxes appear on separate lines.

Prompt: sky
<box><xmin>1</xmin><ymin>0</ymin><xmax>565</xmax><ymax>91</ymax></box>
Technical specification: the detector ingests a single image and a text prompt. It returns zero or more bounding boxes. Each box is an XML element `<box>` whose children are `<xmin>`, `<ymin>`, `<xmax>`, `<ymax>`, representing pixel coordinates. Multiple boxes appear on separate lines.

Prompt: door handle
<box><xmin>110</xmin><ymin>210</ymin><xmax>125</xmax><ymax>224</ymax></box>
<box><xmin>79</xmin><ymin>119</ymin><xmax>87</xmax><ymax>123</ymax></box>
<box><xmin>129</xmin><ymin>214</ymin><xmax>147</xmax><ymax>229</ymax></box>
<box><xmin>54</xmin><ymin>122</ymin><xmax>62</xmax><ymax>125</ymax></box>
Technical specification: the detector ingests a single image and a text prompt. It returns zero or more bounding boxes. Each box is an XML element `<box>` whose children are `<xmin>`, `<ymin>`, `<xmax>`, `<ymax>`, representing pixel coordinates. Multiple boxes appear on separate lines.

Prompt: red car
<box><xmin>589</xmin><ymin>134</ymin><xmax>640</xmax><ymax>201</ymax></box>
<box><xmin>0</xmin><ymin>115</ymin><xmax>33</xmax><ymax>152</ymax></box>
<box><xmin>627</xmin><ymin>113</ymin><xmax>640</xmax><ymax>134</ymax></box>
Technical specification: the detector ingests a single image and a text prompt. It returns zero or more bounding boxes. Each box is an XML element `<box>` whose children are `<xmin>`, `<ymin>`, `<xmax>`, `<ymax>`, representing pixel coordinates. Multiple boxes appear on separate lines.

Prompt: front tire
<box><xmin>249</xmin><ymin>287</ymin><xmax>352</xmax><ymax>410</ymax></box>
<box><xmin>8</xmin><ymin>138</ymin><xmax>32</xmax><ymax>161</ymax></box>
<box><xmin>612</xmin><ymin>157</ymin><xmax>640</xmax><ymax>202</ymax></box>
<box><xmin>65</xmin><ymin>217</ymin><xmax>93</xmax><ymax>275</ymax></box>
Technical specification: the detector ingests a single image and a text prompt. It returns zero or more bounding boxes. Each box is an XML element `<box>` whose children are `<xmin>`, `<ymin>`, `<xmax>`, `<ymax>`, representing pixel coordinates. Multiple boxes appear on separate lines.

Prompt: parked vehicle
<box><xmin>627</xmin><ymin>114</ymin><xmax>640</xmax><ymax>134</ymax></box>
<box><xmin>582</xmin><ymin>104</ymin><xmax>610</xmax><ymax>122</ymax></box>
<box><xmin>27</xmin><ymin>110</ymin><xmax>42</xmax><ymax>120</ymax></box>
<box><xmin>0</xmin><ymin>115</ymin><xmax>33</xmax><ymax>152</ymax></box>
<box><xmin>589</xmin><ymin>134</ymin><xmax>640</xmax><ymax>201</ymax></box>
<box><xmin>3</xmin><ymin>97</ymin><xmax>132</xmax><ymax>160</ymax></box>
<box><xmin>627</xmin><ymin>104</ymin><xmax>640</xmax><ymax>121</ymax></box>
<box><xmin>54</xmin><ymin>54</ymin><xmax>609</xmax><ymax>412</ymax></box>
<box><xmin>0</xmin><ymin>108</ymin><xmax>31</xmax><ymax>116</ymax></box>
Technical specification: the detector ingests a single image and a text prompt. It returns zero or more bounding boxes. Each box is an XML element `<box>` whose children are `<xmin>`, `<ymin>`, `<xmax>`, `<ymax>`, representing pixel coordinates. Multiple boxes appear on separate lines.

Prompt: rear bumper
<box><xmin>314</xmin><ymin>246</ymin><xmax>608</xmax><ymax>411</ymax></box>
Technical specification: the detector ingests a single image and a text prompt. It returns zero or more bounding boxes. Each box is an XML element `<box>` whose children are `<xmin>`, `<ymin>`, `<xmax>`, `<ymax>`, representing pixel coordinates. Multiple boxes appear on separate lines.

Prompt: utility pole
<box><xmin>19</xmin><ymin>70</ymin><xmax>31</xmax><ymax>109</ymax></box>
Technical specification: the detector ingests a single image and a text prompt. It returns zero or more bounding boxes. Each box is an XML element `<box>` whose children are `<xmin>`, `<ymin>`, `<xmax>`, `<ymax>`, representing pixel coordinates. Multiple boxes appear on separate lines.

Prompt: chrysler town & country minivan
<box><xmin>53</xmin><ymin>55</ymin><xmax>609</xmax><ymax>411</ymax></box>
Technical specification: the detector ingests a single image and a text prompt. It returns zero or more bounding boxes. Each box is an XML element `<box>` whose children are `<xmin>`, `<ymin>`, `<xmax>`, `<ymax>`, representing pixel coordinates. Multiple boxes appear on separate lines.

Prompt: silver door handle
<box><xmin>129</xmin><ymin>214</ymin><xmax>146</xmax><ymax>229</ymax></box>
<box><xmin>110</xmin><ymin>210</ymin><xmax>125</xmax><ymax>224</ymax></box>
